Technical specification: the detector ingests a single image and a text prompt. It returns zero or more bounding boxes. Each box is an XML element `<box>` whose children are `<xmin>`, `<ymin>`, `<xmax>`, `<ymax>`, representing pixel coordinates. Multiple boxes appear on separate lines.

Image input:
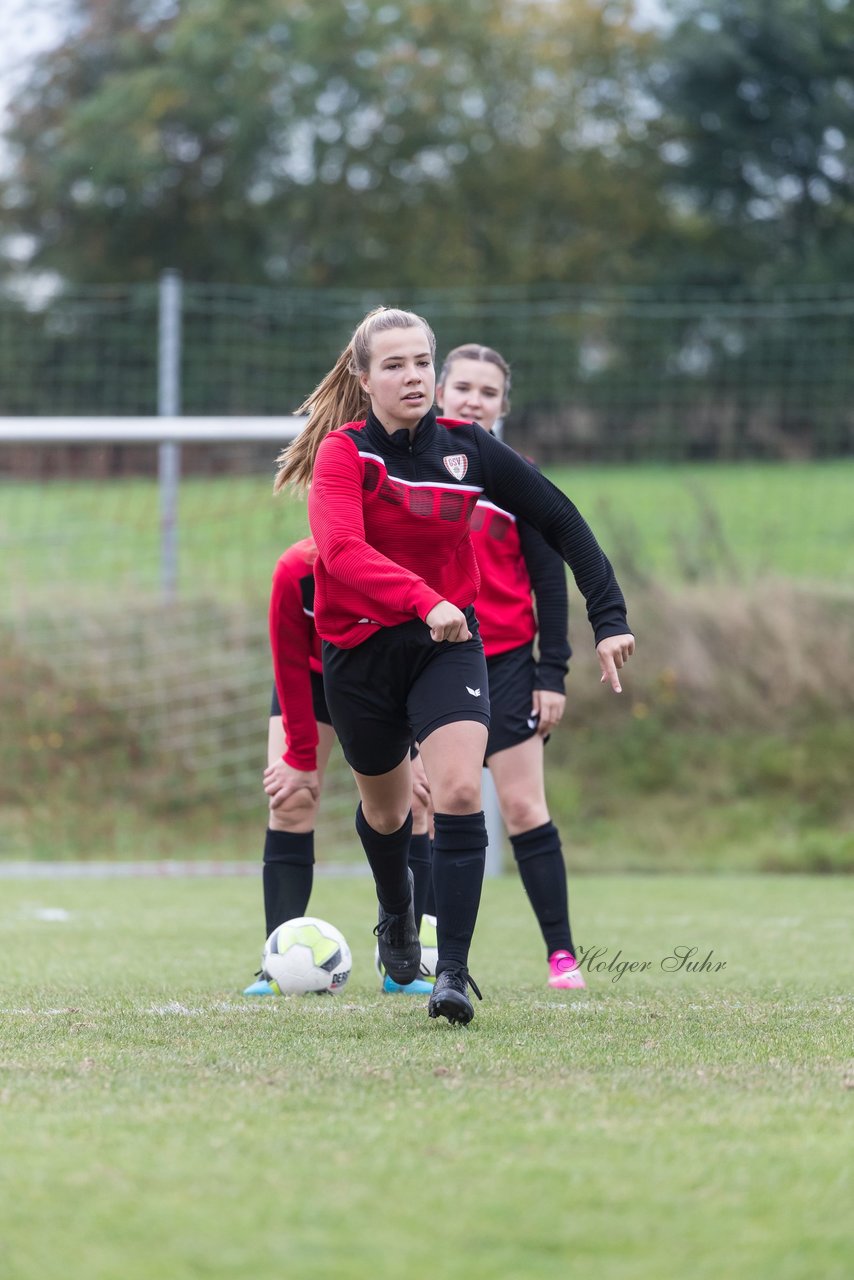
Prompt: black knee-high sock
<box><xmin>408</xmin><ymin>832</ymin><xmax>432</xmax><ymax>930</ymax></box>
<box><xmin>355</xmin><ymin>804</ymin><xmax>413</xmax><ymax>913</ymax></box>
<box><xmin>510</xmin><ymin>821</ymin><xmax>574</xmax><ymax>957</ymax></box>
<box><xmin>432</xmin><ymin>812</ymin><xmax>487</xmax><ymax>973</ymax></box>
<box><xmin>262</xmin><ymin>829</ymin><xmax>315</xmax><ymax>938</ymax></box>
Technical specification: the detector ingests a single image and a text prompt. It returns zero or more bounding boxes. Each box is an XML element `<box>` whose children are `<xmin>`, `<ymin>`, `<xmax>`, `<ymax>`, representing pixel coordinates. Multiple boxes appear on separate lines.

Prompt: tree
<box><xmin>648</xmin><ymin>0</ymin><xmax>854</xmax><ymax>285</ymax></box>
<box><xmin>0</xmin><ymin>0</ymin><xmax>672</xmax><ymax>287</ymax></box>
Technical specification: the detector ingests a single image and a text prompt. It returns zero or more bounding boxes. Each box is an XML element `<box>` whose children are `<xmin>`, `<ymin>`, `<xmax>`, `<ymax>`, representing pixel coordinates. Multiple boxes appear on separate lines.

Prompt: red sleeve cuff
<box><xmin>282</xmin><ymin>746</ymin><xmax>318</xmax><ymax>772</ymax></box>
<box><xmin>413</xmin><ymin>585</ymin><xmax>445</xmax><ymax>622</ymax></box>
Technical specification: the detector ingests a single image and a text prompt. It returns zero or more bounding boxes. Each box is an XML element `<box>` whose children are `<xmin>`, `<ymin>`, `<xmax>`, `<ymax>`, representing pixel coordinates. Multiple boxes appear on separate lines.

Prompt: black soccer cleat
<box><xmin>373</xmin><ymin>868</ymin><xmax>421</xmax><ymax>986</ymax></box>
<box><xmin>428</xmin><ymin>967</ymin><xmax>483</xmax><ymax>1026</ymax></box>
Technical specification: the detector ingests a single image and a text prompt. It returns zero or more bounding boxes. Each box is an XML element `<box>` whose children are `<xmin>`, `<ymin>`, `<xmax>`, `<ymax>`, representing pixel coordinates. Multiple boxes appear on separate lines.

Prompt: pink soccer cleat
<box><xmin>548</xmin><ymin>950</ymin><xmax>586</xmax><ymax>990</ymax></box>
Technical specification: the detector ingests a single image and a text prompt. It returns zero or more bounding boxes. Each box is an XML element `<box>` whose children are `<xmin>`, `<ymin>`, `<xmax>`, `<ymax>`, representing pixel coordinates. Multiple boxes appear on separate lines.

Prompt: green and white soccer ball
<box><xmin>374</xmin><ymin>913</ymin><xmax>438</xmax><ymax>983</ymax></box>
<box><xmin>263</xmin><ymin>916</ymin><xmax>352</xmax><ymax>995</ymax></box>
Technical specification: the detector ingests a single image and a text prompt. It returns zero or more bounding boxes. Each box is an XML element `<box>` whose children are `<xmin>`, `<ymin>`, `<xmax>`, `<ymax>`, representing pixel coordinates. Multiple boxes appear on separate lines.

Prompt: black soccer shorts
<box><xmin>484</xmin><ymin>642</ymin><xmax>547</xmax><ymax>759</ymax></box>
<box><xmin>269</xmin><ymin>672</ymin><xmax>332</xmax><ymax>727</ymax></box>
<box><xmin>322</xmin><ymin>607</ymin><xmax>490</xmax><ymax>776</ymax></box>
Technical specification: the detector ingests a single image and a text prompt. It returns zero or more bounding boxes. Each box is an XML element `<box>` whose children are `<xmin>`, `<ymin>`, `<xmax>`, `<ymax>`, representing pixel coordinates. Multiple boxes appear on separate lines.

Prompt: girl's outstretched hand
<box><xmin>596</xmin><ymin>634</ymin><xmax>635</xmax><ymax>693</ymax></box>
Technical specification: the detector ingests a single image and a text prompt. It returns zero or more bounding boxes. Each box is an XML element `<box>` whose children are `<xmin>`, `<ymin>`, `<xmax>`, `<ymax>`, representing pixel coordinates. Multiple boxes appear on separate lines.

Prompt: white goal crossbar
<box><xmin>0</xmin><ymin>416</ymin><xmax>304</xmax><ymax>443</ymax></box>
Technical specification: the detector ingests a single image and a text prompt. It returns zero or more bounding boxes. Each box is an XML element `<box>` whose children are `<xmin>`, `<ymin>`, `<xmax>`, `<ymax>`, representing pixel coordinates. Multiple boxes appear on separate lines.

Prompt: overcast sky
<box><xmin>1</xmin><ymin>0</ymin><xmax>64</xmax><ymax>124</ymax></box>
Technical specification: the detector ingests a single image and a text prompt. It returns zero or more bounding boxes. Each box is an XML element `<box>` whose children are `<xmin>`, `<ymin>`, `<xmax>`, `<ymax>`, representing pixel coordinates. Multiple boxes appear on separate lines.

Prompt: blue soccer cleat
<box><xmin>242</xmin><ymin>974</ymin><xmax>280</xmax><ymax>996</ymax></box>
<box><xmin>381</xmin><ymin>972</ymin><xmax>434</xmax><ymax>996</ymax></box>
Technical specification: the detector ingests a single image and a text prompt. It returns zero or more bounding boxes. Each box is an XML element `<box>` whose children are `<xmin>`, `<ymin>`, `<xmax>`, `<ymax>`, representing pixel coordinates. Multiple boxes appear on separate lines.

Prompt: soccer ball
<box><xmin>263</xmin><ymin>917</ymin><xmax>352</xmax><ymax>995</ymax></box>
<box><xmin>374</xmin><ymin>913</ymin><xmax>438</xmax><ymax>983</ymax></box>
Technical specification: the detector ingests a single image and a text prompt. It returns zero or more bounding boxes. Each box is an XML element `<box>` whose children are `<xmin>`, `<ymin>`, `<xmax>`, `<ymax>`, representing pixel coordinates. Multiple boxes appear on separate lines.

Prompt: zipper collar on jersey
<box><xmin>364</xmin><ymin>406</ymin><xmax>437</xmax><ymax>454</ymax></box>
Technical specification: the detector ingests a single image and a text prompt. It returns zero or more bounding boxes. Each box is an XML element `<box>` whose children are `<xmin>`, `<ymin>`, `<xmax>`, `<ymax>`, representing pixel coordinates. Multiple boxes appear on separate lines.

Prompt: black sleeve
<box><xmin>517</xmin><ymin>518</ymin><xmax>571</xmax><ymax>691</ymax></box>
<box><xmin>474</xmin><ymin>428</ymin><xmax>631</xmax><ymax>646</ymax></box>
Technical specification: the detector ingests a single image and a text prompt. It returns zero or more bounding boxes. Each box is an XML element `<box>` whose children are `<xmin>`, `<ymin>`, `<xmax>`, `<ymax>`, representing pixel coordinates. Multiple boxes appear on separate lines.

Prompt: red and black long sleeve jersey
<box><xmin>307</xmin><ymin>408</ymin><xmax>629</xmax><ymax>651</ymax></box>
<box><xmin>471</xmin><ymin>486</ymin><xmax>571</xmax><ymax>692</ymax></box>
<box><xmin>269</xmin><ymin>537</ymin><xmax>323</xmax><ymax>771</ymax></box>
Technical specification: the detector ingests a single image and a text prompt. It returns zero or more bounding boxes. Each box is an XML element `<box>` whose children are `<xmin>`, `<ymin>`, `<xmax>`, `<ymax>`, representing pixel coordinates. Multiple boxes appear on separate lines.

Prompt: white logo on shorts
<box><xmin>443</xmin><ymin>454</ymin><xmax>469</xmax><ymax>481</ymax></box>
<box><xmin>466</xmin><ymin>685</ymin><xmax>481</xmax><ymax>697</ymax></box>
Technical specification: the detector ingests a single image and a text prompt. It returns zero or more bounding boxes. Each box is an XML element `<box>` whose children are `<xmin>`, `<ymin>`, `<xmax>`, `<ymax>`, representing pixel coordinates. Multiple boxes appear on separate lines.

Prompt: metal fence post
<box><xmin>158</xmin><ymin>270</ymin><xmax>183</xmax><ymax>598</ymax></box>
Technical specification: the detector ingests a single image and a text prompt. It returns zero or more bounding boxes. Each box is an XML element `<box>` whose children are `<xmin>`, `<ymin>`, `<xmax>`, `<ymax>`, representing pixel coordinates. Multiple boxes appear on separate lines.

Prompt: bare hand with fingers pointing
<box><xmin>596</xmin><ymin>633</ymin><xmax>635</xmax><ymax>693</ymax></box>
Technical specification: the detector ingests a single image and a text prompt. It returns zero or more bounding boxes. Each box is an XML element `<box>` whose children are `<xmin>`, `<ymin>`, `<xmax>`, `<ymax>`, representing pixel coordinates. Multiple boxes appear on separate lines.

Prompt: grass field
<box><xmin>2</xmin><ymin>460</ymin><xmax>853</xmax><ymax>605</ymax></box>
<box><xmin>556</xmin><ymin>460</ymin><xmax>854</xmax><ymax>583</ymax></box>
<box><xmin>1</xmin><ymin>872</ymin><xmax>851</xmax><ymax>1280</ymax></box>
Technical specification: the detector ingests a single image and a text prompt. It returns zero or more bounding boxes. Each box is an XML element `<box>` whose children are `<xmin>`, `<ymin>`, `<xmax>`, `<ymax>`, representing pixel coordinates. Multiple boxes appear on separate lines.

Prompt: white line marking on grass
<box><xmin>2</xmin><ymin>1001</ymin><xmax>373</xmax><ymax>1016</ymax></box>
<box><xmin>0</xmin><ymin>861</ymin><xmax>371</xmax><ymax>879</ymax></box>
<box><xmin>3</xmin><ymin>1008</ymin><xmax>82</xmax><ymax>1016</ymax></box>
<box><xmin>146</xmin><ymin>1001</ymin><xmax>372</xmax><ymax>1015</ymax></box>
<box><xmin>31</xmin><ymin>907</ymin><xmax>71</xmax><ymax>921</ymax></box>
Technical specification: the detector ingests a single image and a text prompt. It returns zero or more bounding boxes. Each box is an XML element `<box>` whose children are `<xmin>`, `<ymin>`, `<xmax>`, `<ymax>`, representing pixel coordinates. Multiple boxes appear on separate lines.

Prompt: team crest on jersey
<box><xmin>443</xmin><ymin>453</ymin><xmax>468</xmax><ymax>481</ymax></box>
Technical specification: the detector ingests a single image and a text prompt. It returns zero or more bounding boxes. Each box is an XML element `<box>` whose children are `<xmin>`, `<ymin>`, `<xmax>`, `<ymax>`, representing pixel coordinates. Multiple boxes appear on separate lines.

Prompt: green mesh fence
<box><xmin>1</xmin><ymin>281</ymin><xmax>853</xmax><ymax>861</ymax></box>
<box><xmin>1</xmin><ymin>281</ymin><xmax>853</xmax><ymax>459</ymax></box>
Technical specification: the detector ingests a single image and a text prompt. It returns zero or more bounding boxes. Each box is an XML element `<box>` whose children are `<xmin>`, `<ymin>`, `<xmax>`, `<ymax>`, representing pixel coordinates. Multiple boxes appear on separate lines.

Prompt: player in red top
<box><xmin>437</xmin><ymin>343</ymin><xmax>585</xmax><ymax>990</ymax></box>
<box><xmin>242</xmin><ymin>536</ymin><xmax>433</xmax><ymax>996</ymax></box>
<box><xmin>273</xmin><ymin>306</ymin><xmax>634</xmax><ymax>1025</ymax></box>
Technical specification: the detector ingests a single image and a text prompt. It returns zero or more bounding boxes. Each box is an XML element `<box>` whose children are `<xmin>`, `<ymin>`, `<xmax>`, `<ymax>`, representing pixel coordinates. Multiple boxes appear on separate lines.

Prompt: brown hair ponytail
<box><xmin>273</xmin><ymin>346</ymin><xmax>367</xmax><ymax>493</ymax></box>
